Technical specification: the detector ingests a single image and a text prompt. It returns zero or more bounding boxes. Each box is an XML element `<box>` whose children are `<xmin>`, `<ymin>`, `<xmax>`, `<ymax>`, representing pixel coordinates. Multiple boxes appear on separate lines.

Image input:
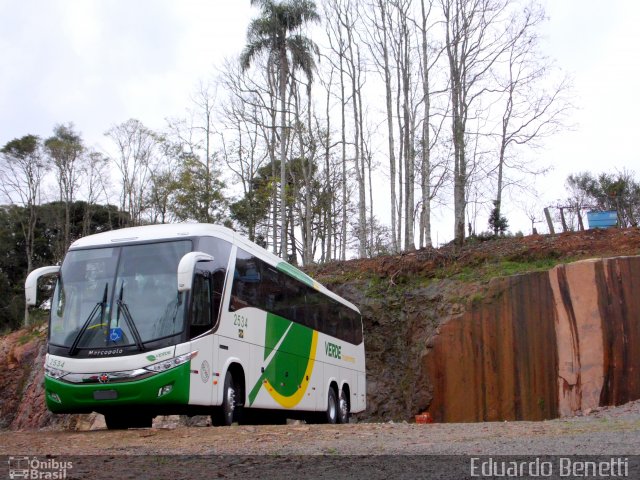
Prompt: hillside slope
<box><xmin>1</xmin><ymin>228</ymin><xmax>639</xmax><ymax>429</ymax></box>
<box><xmin>310</xmin><ymin>228</ymin><xmax>640</xmax><ymax>421</ymax></box>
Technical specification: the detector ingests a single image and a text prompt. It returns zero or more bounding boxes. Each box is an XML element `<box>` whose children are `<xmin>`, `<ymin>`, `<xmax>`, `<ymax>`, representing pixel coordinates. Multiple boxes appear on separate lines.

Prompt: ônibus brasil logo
<box><xmin>8</xmin><ymin>456</ymin><xmax>73</xmax><ymax>479</ymax></box>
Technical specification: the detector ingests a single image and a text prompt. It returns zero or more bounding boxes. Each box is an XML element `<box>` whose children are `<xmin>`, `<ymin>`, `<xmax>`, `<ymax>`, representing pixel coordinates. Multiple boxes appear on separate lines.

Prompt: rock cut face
<box><xmin>425</xmin><ymin>256</ymin><xmax>640</xmax><ymax>422</ymax></box>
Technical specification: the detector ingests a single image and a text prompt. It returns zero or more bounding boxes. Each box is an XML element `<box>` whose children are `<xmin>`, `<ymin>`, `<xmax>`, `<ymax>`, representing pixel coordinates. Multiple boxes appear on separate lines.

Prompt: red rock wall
<box><xmin>0</xmin><ymin>328</ymin><xmax>49</xmax><ymax>429</ymax></box>
<box><xmin>425</xmin><ymin>256</ymin><xmax>640</xmax><ymax>422</ymax></box>
<box><xmin>0</xmin><ymin>327</ymin><xmax>93</xmax><ymax>430</ymax></box>
<box><xmin>425</xmin><ymin>272</ymin><xmax>559</xmax><ymax>422</ymax></box>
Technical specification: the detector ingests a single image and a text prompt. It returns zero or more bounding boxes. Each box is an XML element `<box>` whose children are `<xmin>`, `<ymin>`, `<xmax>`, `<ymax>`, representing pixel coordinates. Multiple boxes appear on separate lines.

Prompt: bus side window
<box><xmin>190</xmin><ymin>271</ymin><xmax>212</xmax><ymax>339</ymax></box>
<box><xmin>274</xmin><ymin>273</ymin><xmax>301</xmax><ymax>323</ymax></box>
<box><xmin>211</xmin><ymin>269</ymin><xmax>225</xmax><ymax>321</ymax></box>
<box><xmin>325</xmin><ymin>300</ymin><xmax>338</xmax><ymax>338</ymax></box>
<box><xmin>197</xmin><ymin>236</ymin><xmax>231</xmax><ymax>321</ymax></box>
<box><xmin>354</xmin><ymin>312</ymin><xmax>364</xmax><ymax>344</ymax></box>
<box><xmin>339</xmin><ymin>307</ymin><xmax>355</xmax><ymax>344</ymax></box>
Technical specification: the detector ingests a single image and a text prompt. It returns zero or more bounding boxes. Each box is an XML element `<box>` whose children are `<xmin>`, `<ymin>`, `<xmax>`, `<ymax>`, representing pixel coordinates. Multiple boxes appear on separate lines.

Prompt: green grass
<box><xmin>15</xmin><ymin>314</ymin><xmax>48</xmax><ymax>345</ymax></box>
<box><xmin>449</xmin><ymin>258</ymin><xmax>568</xmax><ymax>284</ymax></box>
<box><xmin>312</xmin><ymin>250</ymin><xmax>578</xmax><ymax>296</ymax></box>
<box><xmin>470</xmin><ymin>293</ymin><xmax>484</xmax><ymax>306</ymax></box>
<box><xmin>17</xmin><ymin>327</ymin><xmax>46</xmax><ymax>345</ymax></box>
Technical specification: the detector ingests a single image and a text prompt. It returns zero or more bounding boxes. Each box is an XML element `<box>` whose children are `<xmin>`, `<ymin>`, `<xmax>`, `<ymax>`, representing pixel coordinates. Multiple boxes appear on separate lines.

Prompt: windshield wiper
<box><xmin>116</xmin><ymin>281</ymin><xmax>145</xmax><ymax>352</ymax></box>
<box><xmin>68</xmin><ymin>283</ymin><xmax>108</xmax><ymax>356</ymax></box>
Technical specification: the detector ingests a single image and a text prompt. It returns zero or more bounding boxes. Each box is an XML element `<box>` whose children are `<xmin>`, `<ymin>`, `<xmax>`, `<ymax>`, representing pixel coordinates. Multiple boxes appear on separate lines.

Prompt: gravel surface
<box><xmin>2</xmin><ymin>401</ymin><xmax>639</xmax><ymax>455</ymax></box>
<box><xmin>1</xmin><ymin>401</ymin><xmax>639</xmax><ymax>479</ymax></box>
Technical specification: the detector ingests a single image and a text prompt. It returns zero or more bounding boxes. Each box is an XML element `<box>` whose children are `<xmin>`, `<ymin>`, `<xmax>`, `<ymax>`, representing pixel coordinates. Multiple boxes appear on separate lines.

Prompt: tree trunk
<box><xmin>279</xmin><ymin>49</ymin><xmax>288</xmax><ymax>259</ymax></box>
<box><xmin>324</xmin><ymin>73</ymin><xmax>333</xmax><ymax>262</ymax></box>
<box><xmin>444</xmin><ymin>1</ymin><xmax>466</xmax><ymax>245</ymax></box>
<box><xmin>271</xmin><ymin>97</ymin><xmax>278</xmax><ymax>253</ymax></box>
<box><xmin>379</xmin><ymin>0</ymin><xmax>398</xmax><ymax>254</ymax></box>
<box><xmin>395</xmin><ymin>50</ymin><xmax>404</xmax><ymax>250</ymax></box>
<box><xmin>346</xmin><ymin>23</ymin><xmax>366</xmax><ymax>258</ymax></box>
<box><xmin>495</xmin><ymin>79</ymin><xmax>513</xmax><ymax>234</ymax></box>
<box><xmin>401</xmin><ymin>13</ymin><xmax>414</xmax><ymax>251</ymax></box>
<box><xmin>304</xmin><ymin>85</ymin><xmax>314</xmax><ymax>265</ymax></box>
<box><xmin>24</xmin><ymin>202</ymin><xmax>36</xmax><ymax>327</ymax></box>
<box><xmin>339</xmin><ymin>45</ymin><xmax>347</xmax><ymax>261</ymax></box>
<box><xmin>357</xmin><ymin>48</ymin><xmax>369</xmax><ymax>257</ymax></box>
<box><xmin>420</xmin><ymin>0</ymin><xmax>432</xmax><ymax>248</ymax></box>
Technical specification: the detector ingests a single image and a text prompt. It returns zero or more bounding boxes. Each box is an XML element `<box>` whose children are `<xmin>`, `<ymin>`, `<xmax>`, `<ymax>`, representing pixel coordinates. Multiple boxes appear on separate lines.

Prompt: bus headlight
<box><xmin>158</xmin><ymin>384</ymin><xmax>173</xmax><ymax>397</ymax></box>
<box><xmin>144</xmin><ymin>351</ymin><xmax>197</xmax><ymax>373</ymax></box>
<box><xmin>48</xmin><ymin>392</ymin><xmax>62</xmax><ymax>403</ymax></box>
<box><xmin>45</xmin><ymin>365</ymin><xmax>68</xmax><ymax>379</ymax></box>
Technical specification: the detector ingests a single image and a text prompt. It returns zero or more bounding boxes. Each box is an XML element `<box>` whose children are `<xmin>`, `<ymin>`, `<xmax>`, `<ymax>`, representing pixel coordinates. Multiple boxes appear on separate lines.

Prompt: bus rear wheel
<box><xmin>326</xmin><ymin>388</ymin><xmax>338</xmax><ymax>424</ymax></box>
<box><xmin>338</xmin><ymin>389</ymin><xmax>350</xmax><ymax>424</ymax></box>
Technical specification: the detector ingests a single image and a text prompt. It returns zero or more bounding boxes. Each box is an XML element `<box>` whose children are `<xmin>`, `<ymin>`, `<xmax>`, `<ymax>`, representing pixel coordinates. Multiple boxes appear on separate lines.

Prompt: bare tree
<box><xmin>417</xmin><ymin>0</ymin><xmax>448</xmax><ymax>248</ymax></box>
<box><xmin>144</xmin><ymin>139</ymin><xmax>181</xmax><ymax>225</ymax></box>
<box><xmin>365</xmin><ymin>0</ymin><xmax>428</xmax><ymax>251</ymax></box>
<box><xmin>81</xmin><ymin>150</ymin><xmax>112</xmax><ymax>235</ymax></box>
<box><xmin>218</xmin><ymin>60</ymin><xmax>273</xmax><ymax>241</ymax></box>
<box><xmin>490</xmin><ymin>3</ymin><xmax>572</xmax><ymax>232</ymax></box>
<box><xmin>319</xmin><ymin>65</ymin><xmax>335</xmax><ymax>261</ymax></box>
<box><xmin>324</xmin><ymin>0</ymin><xmax>351</xmax><ymax>260</ymax></box>
<box><xmin>105</xmin><ymin>119</ymin><xmax>160</xmax><ymax>226</ymax></box>
<box><xmin>291</xmin><ymin>74</ymin><xmax>319</xmax><ymax>265</ymax></box>
<box><xmin>44</xmin><ymin>123</ymin><xmax>84</xmax><ymax>255</ymax></box>
<box><xmin>441</xmin><ymin>0</ymin><xmax>516</xmax><ymax>244</ymax></box>
<box><xmin>368</xmin><ymin>0</ymin><xmax>400</xmax><ymax>253</ymax></box>
<box><xmin>241</xmin><ymin>0</ymin><xmax>320</xmax><ymax>259</ymax></box>
<box><xmin>187</xmin><ymin>81</ymin><xmax>222</xmax><ymax>222</ymax></box>
<box><xmin>218</xmin><ymin>56</ymin><xmax>282</xmax><ymax>249</ymax></box>
<box><xmin>328</xmin><ymin>0</ymin><xmax>368</xmax><ymax>257</ymax></box>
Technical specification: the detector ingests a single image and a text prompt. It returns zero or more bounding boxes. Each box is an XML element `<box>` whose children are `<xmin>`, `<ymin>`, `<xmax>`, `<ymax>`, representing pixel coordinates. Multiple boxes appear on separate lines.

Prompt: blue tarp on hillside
<box><xmin>586</xmin><ymin>210</ymin><xmax>618</xmax><ymax>229</ymax></box>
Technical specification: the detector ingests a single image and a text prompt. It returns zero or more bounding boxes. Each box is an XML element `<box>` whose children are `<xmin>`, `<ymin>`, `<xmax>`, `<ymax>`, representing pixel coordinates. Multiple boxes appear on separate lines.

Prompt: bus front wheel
<box><xmin>212</xmin><ymin>371</ymin><xmax>238</xmax><ymax>426</ymax></box>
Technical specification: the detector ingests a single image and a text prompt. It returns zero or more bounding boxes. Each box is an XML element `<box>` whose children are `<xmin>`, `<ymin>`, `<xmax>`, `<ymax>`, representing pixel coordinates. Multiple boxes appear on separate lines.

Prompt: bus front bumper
<box><xmin>44</xmin><ymin>362</ymin><xmax>191</xmax><ymax>414</ymax></box>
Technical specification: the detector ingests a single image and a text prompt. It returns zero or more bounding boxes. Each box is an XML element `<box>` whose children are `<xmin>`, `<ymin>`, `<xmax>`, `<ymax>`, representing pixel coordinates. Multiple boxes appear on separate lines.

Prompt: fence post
<box><xmin>544</xmin><ymin>207</ymin><xmax>555</xmax><ymax>234</ymax></box>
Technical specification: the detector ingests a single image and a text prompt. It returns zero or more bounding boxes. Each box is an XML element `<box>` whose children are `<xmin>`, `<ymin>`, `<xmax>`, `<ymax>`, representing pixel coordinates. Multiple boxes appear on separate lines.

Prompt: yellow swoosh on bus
<box><xmin>263</xmin><ymin>330</ymin><xmax>318</xmax><ymax>408</ymax></box>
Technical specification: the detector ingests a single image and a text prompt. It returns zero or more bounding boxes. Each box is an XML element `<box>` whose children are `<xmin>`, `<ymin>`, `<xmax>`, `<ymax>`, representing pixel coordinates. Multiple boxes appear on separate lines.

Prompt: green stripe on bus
<box><xmin>276</xmin><ymin>262</ymin><xmax>315</xmax><ymax>288</ymax></box>
<box><xmin>44</xmin><ymin>361</ymin><xmax>191</xmax><ymax>413</ymax></box>
<box><xmin>264</xmin><ymin>313</ymin><xmax>290</xmax><ymax>361</ymax></box>
<box><xmin>248</xmin><ymin>313</ymin><xmax>314</xmax><ymax>406</ymax></box>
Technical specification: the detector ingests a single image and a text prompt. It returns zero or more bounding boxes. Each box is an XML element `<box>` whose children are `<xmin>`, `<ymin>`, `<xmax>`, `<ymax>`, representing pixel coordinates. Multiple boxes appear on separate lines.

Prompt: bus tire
<box><xmin>326</xmin><ymin>387</ymin><xmax>338</xmax><ymax>424</ymax></box>
<box><xmin>221</xmin><ymin>371</ymin><xmax>237</xmax><ymax>426</ymax></box>
<box><xmin>338</xmin><ymin>389</ymin><xmax>350</xmax><ymax>424</ymax></box>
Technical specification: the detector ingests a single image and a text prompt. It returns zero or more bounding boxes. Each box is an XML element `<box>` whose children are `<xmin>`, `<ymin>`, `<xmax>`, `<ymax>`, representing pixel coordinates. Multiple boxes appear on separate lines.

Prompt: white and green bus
<box><xmin>25</xmin><ymin>224</ymin><xmax>365</xmax><ymax>429</ymax></box>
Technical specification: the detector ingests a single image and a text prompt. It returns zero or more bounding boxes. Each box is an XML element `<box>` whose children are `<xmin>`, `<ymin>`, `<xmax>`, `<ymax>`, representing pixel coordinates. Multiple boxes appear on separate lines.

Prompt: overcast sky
<box><xmin>536</xmin><ymin>1</ymin><xmax>640</xmax><ymax>204</ymax></box>
<box><xmin>1</xmin><ymin>0</ymin><xmax>639</xmax><ymax>242</ymax></box>
<box><xmin>0</xmin><ymin>0</ymin><xmax>253</xmax><ymax>147</ymax></box>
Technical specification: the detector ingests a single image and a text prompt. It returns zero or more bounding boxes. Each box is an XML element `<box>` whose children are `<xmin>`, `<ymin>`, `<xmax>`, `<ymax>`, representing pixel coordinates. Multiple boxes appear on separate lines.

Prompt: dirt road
<box><xmin>1</xmin><ymin>401</ymin><xmax>639</xmax><ymax>479</ymax></box>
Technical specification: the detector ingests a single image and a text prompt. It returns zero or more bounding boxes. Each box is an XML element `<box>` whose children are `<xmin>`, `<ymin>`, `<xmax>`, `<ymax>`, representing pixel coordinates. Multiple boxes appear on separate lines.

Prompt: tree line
<box><xmin>226</xmin><ymin>0</ymin><xmax>571</xmax><ymax>256</ymax></box>
<box><xmin>0</xmin><ymin>201</ymin><xmax>129</xmax><ymax>331</ymax></box>
<box><xmin>1</xmin><ymin>0</ymin><xmax>576</xmax><ymax>329</ymax></box>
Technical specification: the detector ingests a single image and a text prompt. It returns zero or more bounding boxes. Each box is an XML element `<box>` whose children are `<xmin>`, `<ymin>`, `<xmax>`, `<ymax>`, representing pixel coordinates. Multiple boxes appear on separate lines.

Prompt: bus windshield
<box><xmin>49</xmin><ymin>240</ymin><xmax>192</xmax><ymax>351</ymax></box>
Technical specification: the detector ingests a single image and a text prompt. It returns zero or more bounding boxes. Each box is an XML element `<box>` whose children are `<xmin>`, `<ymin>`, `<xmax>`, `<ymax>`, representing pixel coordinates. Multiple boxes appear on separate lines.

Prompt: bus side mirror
<box><xmin>177</xmin><ymin>252</ymin><xmax>214</xmax><ymax>292</ymax></box>
<box><xmin>25</xmin><ymin>266</ymin><xmax>60</xmax><ymax>306</ymax></box>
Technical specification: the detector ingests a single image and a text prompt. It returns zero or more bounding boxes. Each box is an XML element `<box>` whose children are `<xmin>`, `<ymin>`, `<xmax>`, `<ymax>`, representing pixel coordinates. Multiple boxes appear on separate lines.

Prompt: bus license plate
<box><xmin>93</xmin><ymin>390</ymin><xmax>118</xmax><ymax>400</ymax></box>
